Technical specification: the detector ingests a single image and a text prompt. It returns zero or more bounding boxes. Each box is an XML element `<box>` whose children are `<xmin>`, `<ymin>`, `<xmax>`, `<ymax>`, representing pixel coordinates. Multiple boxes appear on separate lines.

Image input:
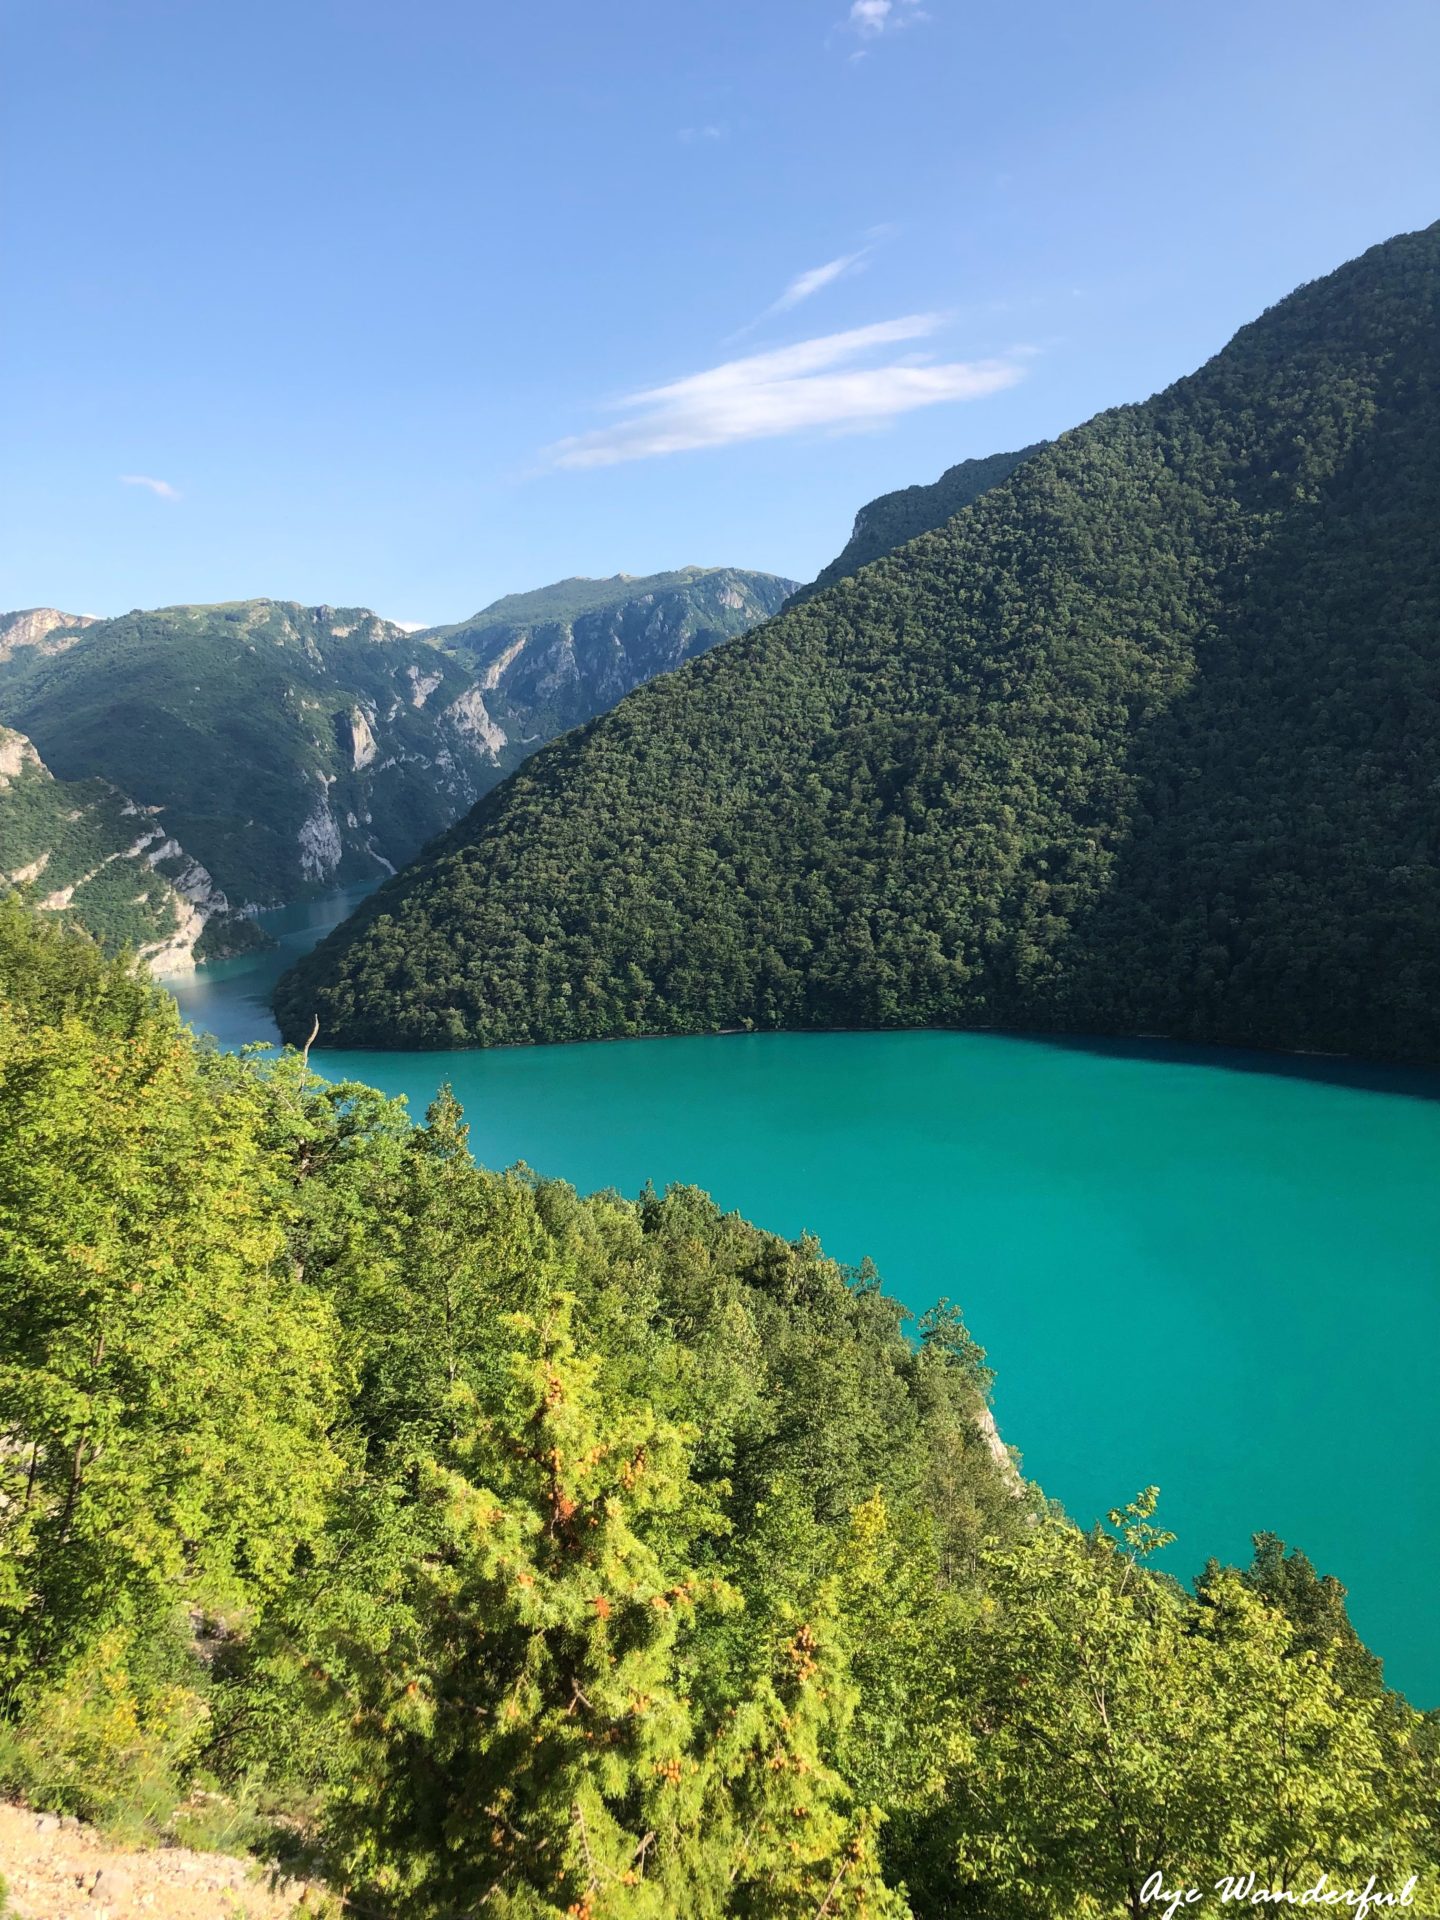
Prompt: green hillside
<box><xmin>0</xmin><ymin>725</ymin><xmax>258</xmax><ymax>966</ymax></box>
<box><xmin>275</xmin><ymin>222</ymin><xmax>1440</xmax><ymax>1061</ymax></box>
<box><xmin>793</xmin><ymin>444</ymin><xmax>1044</xmax><ymax>602</ymax></box>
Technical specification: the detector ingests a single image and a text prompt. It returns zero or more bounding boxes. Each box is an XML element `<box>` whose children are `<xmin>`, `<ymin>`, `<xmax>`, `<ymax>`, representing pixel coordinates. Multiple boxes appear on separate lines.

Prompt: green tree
<box><xmin>0</xmin><ymin>913</ymin><xmax>342</xmax><ymax>1817</ymax></box>
<box><xmin>291</xmin><ymin>1303</ymin><xmax>903</xmax><ymax>1917</ymax></box>
<box><xmin>942</xmin><ymin>1492</ymin><xmax>1435</xmax><ymax>1917</ymax></box>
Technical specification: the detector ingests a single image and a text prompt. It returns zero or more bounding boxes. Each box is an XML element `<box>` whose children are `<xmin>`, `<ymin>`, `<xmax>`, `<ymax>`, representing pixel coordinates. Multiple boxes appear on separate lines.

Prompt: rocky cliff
<box><xmin>0</xmin><ymin>725</ymin><xmax>254</xmax><ymax>970</ymax></box>
<box><xmin>423</xmin><ymin>566</ymin><xmax>798</xmax><ymax>784</ymax></box>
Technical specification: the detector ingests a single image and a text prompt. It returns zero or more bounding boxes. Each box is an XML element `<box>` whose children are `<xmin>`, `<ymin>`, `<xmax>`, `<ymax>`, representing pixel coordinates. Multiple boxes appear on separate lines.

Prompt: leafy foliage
<box><xmin>278</xmin><ymin>222</ymin><xmax>1440</xmax><ymax>1064</ymax></box>
<box><xmin>2</xmin><ymin>905</ymin><xmax>1433</xmax><ymax>1912</ymax></box>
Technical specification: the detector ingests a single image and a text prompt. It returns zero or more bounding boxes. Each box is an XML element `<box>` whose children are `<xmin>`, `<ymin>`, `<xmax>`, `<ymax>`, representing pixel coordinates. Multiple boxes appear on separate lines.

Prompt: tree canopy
<box><xmin>2</xmin><ymin>903</ymin><xmax>1434</xmax><ymax>1912</ymax></box>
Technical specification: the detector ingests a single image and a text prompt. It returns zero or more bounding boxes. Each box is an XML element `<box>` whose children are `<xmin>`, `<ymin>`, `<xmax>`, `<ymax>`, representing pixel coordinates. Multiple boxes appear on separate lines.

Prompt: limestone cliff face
<box><xmin>0</xmin><ymin>724</ymin><xmax>244</xmax><ymax>970</ymax></box>
<box><xmin>425</xmin><ymin>567</ymin><xmax>797</xmax><ymax>784</ymax></box>
<box><xmin>297</xmin><ymin>783</ymin><xmax>345</xmax><ymax>884</ymax></box>
<box><xmin>443</xmin><ymin>686</ymin><xmax>507</xmax><ymax>758</ymax></box>
<box><xmin>0</xmin><ymin>607</ymin><xmax>97</xmax><ymax>665</ymax></box>
<box><xmin>0</xmin><ymin>729</ymin><xmax>42</xmax><ymax>780</ymax></box>
<box><xmin>345</xmin><ymin>705</ymin><xmax>378</xmax><ymax>770</ymax></box>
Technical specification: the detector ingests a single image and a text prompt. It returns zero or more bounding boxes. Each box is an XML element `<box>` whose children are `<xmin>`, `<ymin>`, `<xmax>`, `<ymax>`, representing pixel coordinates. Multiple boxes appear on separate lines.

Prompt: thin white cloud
<box><xmin>120</xmin><ymin>473</ymin><xmax>180</xmax><ymax>501</ymax></box>
<box><xmin>547</xmin><ymin>316</ymin><xmax>1026</xmax><ymax>469</ymax></box>
<box><xmin>726</xmin><ymin>246</ymin><xmax>874</xmax><ymax>342</ymax></box>
<box><xmin>770</xmin><ymin>250</ymin><xmax>868</xmax><ymax>315</ymax></box>
<box><xmin>848</xmin><ymin>0</ymin><xmax>928</xmax><ymax>37</ymax></box>
<box><xmin>678</xmin><ymin>123</ymin><xmax>726</xmax><ymax>143</ymax></box>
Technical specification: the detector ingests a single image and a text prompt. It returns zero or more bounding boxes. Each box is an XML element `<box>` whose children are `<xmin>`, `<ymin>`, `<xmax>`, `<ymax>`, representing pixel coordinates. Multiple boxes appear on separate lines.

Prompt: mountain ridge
<box><xmin>789</xmin><ymin>444</ymin><xmax>1045</xmax><ymax>604</ymax></box>
<box><xmin>0</xmin><ymin>568</ymin><xmax>791</xmax><ymax>915</ymax></box>
<box><xmin>272</xmin><ymin>220</ymin><xmax>1440</xmax><ymax>1062</ymax></box>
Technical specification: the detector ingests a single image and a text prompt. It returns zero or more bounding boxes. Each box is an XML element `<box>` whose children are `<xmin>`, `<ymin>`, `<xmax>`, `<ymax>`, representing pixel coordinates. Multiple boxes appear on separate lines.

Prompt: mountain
<box><xmin>421</xmin><ymin>566</ymin><xmax>796</xmax><ymax>784</ymax></box>
<box><xmin>275</xmin><ymin>222</ymin><xmax>1440</xmax><ymax>1061</ymax></box>
<box><xmin>0</xmin><ymin>600</ymin><xmax>493</xmax><ymax>906</ymax></box>
<box><xmin>791</xmin><ymin>445</ymin><xmax>1044</xmax><ymax>602</ymax></box>
<box><xmin>0</xmin><ymin>575</ymin><xmax>791</xmax><ymax>914</ymax></box>
<box><xmin>0</xmin><ymin>606</ymin><xmax>97</xmax><ymax>665</ymax></box>
<box><xmin>0</xmin><ymin>725</ymin><xmax>255</xmax><ymax>969</ymax></box>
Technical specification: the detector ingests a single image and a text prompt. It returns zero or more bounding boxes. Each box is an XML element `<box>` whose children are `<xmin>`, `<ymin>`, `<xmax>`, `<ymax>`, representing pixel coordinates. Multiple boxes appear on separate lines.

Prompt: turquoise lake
<box><xmin>169</xmin><ymin>891</ymin><xmax>1440</xmax><ymax>1704</ymax></box>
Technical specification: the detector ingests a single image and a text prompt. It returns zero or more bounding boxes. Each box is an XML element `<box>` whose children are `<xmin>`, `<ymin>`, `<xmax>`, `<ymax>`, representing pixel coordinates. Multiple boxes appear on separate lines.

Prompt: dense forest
<box><xmin>275</xmin><ymin>221</ymin><xmax>1440</xmax><ymax>1063</ymax></box>
<box><xmin>2</xmin><ymin>904</ymin><xmax>1435</xmax><ymax>1915</ymax></box>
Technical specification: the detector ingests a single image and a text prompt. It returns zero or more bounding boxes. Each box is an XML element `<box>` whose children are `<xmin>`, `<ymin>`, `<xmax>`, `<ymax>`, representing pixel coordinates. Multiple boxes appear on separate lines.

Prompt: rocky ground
<box><xmin>0</xmin><ymin>1804</ymin><xmax>326</xmax><ymax>1920</ymax></box>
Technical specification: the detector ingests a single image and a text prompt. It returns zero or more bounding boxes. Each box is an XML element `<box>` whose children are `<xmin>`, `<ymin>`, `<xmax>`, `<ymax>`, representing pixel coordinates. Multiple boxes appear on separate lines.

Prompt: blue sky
<box><xmin>4</xmin><ymin>0</ymin><xmax>1437</xmax><ymax>626</ymax></box>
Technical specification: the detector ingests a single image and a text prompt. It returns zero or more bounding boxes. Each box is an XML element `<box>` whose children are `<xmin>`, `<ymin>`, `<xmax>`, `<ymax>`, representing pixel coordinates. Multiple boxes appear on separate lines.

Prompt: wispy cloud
<box><xmin>725</xmin><ymin>249</ymin><xmax>871</xmax><ymax>343</ymax></box>
<box><xmin>120</xmin><ymin>473</ymin><xmax>180</xmax><ymax>501</ymax></box>
<box><xmin>847</xmin><ymin>0</ymin><xmax>928</xmax><ymax>37</ymax></box>
<box><xmin>546</xmin><ymin>316</ymin><xmax>1026</xmax><ymax>469</ymax></box>
<box><xmin>768</xmin><ymin>249</ymin><xmax>869</xmax><ymax>316</ymax></box>
<box><xmin>678</xmin><ymin>123</ymin><xmax>726</xmax><ymax>143</ymax></box>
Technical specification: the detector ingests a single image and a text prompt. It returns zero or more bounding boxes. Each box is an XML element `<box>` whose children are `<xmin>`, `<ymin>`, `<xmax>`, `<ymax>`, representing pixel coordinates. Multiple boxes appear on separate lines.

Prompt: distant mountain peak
<box><xmin>441</xmin><ymin>565</ymin><xmax>794</xmax><ymax>642</ymax></box>
<box><xmin>0</xmin><ymin>607</ymin><xmax>97</xmax><ymax>666</ymax></box>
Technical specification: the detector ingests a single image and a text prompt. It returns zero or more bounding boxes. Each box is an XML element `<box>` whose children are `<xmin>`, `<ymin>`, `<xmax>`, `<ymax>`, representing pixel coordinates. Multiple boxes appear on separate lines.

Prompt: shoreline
<box><xmin>281</xmin><ymin>1009</ymin><xmax>1440</xmax><ymax>1098</ymax></box>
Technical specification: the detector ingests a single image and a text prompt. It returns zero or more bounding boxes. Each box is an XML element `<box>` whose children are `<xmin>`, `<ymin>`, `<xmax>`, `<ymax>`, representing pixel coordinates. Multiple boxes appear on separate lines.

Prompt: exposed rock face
<box><xmin>478</xmin><ymin>633</ymin><xmax>528</xmax><ymax>690</ymax></box>
<box><xmin>425</xmin><ymin>567</ymin><xmax>797</xmax><ymax>789</ymax></box>
<box><xmin>0</xmin><ymin>579</ymin><xmax>792</xmax><ymax>909</ymax></box>
<box><xmin>406</xmin><ymin>663</ymin><xmax>444</xmax><ymax>707</ymax></box>
<box><xmin>0</xmin><ymin>600</ymin><xmax>492</xmax><ymax>906</ymax></box>
<box><xmin>444</xmin><ymin>686</ymin><xmax>508</xmax><ymax>758</ymax></box>
<box><xmin>0</xmin><ymin>728</ymin><xmax>42</xmax><ymax>779</ymax></box>
<box><xmin>297</xmin><ymin>786</ymin><xmax>344</xmax><ymax>882</ymax></box>
<box><xmin>974</xmin><ymin>1403</ymin><xmax>1024</xmax><ymax>1495</ymax></box>
<box><xmin>0</xmin><ymin>606</ymin><xmax>97</xmax><ymax>665</ymax></box>
<box><xmin>0</xmin><ymin>724</ymin><xmax>241</xmax><ymax>970</ymax></box>
<box><xmin>346</xmin><ymin>705</ymin><xmax>378</xmax><ymax>770</ymax></box>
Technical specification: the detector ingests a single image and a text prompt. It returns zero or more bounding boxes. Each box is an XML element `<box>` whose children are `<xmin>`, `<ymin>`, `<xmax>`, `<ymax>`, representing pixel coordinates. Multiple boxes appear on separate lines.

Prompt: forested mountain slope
<box><xmin>0</xmin><ymin>725</ymin><xmax>256</xmax><ymax>968</ymax></box>
<box><xmin>422</xmin><ymin>565</ymin><xmax>796</xmax><ymax>784</ymax></box>
<box><xmin>792</xmin><ymin>444</ymin><xmax>1044</xmax><ymax>602</ymax></box>
<box><xmin>276</xmin><ymin>222</ymin><xmax>1440</xmax><ymax>1061</ymax></box>
<box><xmin>4</xmin><ymin>904</ymin><xmax>1432</xmax><ymax>1917</ymax></box>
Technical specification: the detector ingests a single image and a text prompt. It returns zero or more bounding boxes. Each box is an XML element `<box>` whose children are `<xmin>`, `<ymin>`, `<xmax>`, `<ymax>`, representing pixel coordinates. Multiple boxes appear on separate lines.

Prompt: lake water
<box><xmin>169</xmin><ymin>892</ymin><xmax>1440</xmax><ymax>1705</ymax></box>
